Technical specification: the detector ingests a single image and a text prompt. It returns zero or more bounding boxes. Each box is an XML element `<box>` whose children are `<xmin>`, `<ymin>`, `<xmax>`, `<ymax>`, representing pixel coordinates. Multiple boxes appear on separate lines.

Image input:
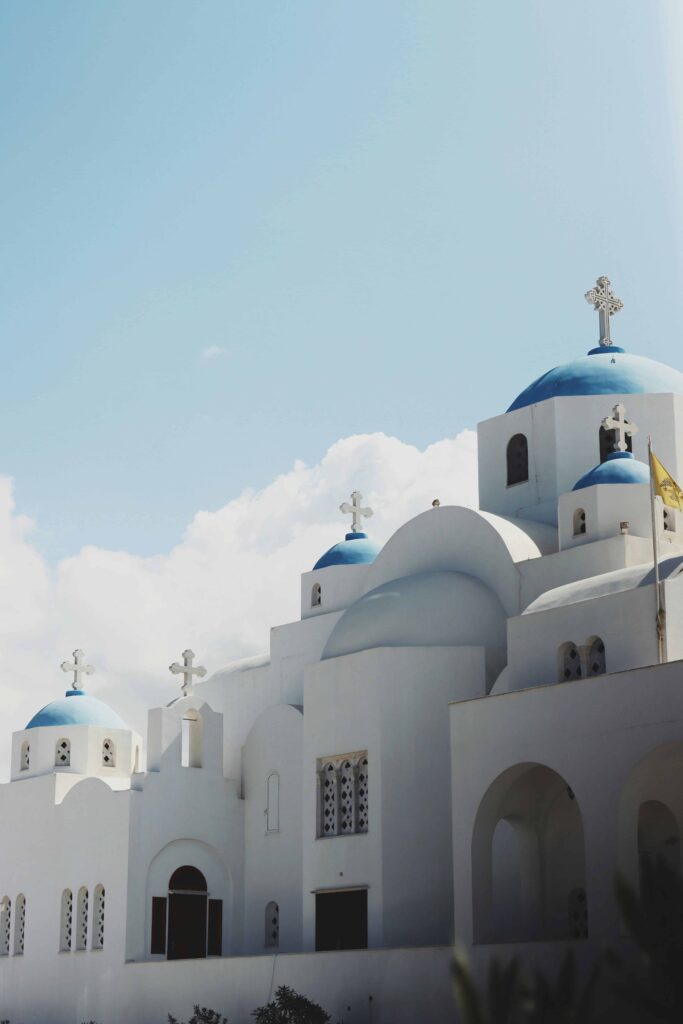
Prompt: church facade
<box><xmin>1</xmin><ymin>278</ymin><xmax>683</xmax><ymax>1022</ymax></box>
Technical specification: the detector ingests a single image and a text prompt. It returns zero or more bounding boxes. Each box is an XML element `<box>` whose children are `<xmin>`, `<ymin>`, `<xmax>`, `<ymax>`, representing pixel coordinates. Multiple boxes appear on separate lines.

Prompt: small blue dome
<box><xmin>572</xmin><ymin>451</ymin><xmax>650</xmax><ymax>492</ymax></box>
<box><xmin>508</xmin><ymin>347</ymin><xmax>683</xmax><ymax>412</ymax></box>
<box><xmin>25</xmin><ymin>690</ymin><xmax>128</xmax><ymax>731</ymax></box>
<box><xmin>313</xmin><ymin>532</ymin><xmax>380</xmax><ymax>570</ymax></box>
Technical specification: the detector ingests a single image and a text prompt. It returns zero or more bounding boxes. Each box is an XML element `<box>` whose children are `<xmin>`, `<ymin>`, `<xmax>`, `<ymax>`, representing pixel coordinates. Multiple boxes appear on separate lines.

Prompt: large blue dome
<box><xmin>572</xmin><ymin>451</ymin><xmax>650</xmax><ymax>492</ymax></box>
<box><xmin>508</xmin><ymin>347</ymin><xmax>683</xmax><ymax>412</ymax></box>
<box><xmin>313</xmin><ymin>532</ymin><xmax>380</xmax><ymax>570</ymax></box>
<box><xmin>26</xmin><ymin>690</ymin><xmax>128</xmax><ymax>731</ymax></box>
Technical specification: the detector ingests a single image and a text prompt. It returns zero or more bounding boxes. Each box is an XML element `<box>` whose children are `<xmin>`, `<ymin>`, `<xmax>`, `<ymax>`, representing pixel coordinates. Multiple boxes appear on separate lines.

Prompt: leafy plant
<box><xmin>168</xmin><ymin>1008</ymin><xmax>228</xmax><ymax>1024</ymax></box>
<box><xmin>252</xmin><ymin>985</ymin><xmax>330</xmax><ymax>1024</ymax></box>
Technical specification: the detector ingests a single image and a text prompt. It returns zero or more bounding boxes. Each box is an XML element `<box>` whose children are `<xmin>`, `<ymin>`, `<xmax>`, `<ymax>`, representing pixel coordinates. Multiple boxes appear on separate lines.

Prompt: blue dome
<box><xmin>572</xmin><ymin>451</ymin><xmax>650</xmax><ymax>492</ymax></box>
<box><xmin>508</xmin><ymin>347</ymin><xmax>683</xmax><ymax>412</ymax></box>
<box><xmin>25</xmin><ymin>690</ymin><xmax>128</xmax><ymax>731</ymax></box>
<box><xmin>313</xmin><ymin>532</ymin><xmax>380</xmax><ymax>570</ymax></box>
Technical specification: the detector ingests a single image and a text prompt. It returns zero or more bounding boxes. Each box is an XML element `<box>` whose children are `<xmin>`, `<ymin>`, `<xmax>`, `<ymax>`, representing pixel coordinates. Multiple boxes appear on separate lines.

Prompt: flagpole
<box><xmin>648</xmin><ymin>436</ymin><xmax>665</xmax><ymax>664</ymax></box>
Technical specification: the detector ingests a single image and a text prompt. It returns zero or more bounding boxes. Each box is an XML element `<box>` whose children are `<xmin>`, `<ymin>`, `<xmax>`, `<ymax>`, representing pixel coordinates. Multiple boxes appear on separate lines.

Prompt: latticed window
<box><xmin>318</xmin><ymin>752</ymin><xmax>369</xmax><ymax>838</ymax></box>
<box><xmin>573</xmin><ymin>509</ymin><xmax>586</xmax><ymax>536</ymax></box>
<box><xmin>14</xmin><ymin>895</ymin><xmax>25</xmax><ymax>955</ymax></box>
<box><xmin>102</xmin><ymin>738</ymin><xmax>116</xmax><ymax>768</ymax></box>
<box><xmin>55</xmin><ymin>738</ymin><xmax>71</xmax><ymax>767</ymax></box>
<box><xmin>20</xmin><ymin>742</ymin><xmax>30</xmax><ymax>771</ymax></box>
<box><xmin>265</xmin><ymin>901</ymin><xmax>279</xmax><ymax>948</ymax></box>
<box><xmin>587</xmin><ymin>637</ymin><xmax>606</xmax><ymax>677</ymax></box>
<box><xmin>559</xmin><ymin>643</ymin><xmax>582</xmax><ymax>682</ymax></box>
<box><xmin>76</xmin><ymin>887</ymin><xmax>88</xmax><ymax>951</ymax></box>
<box><xmin>93</xmin><ymin>885</ymin><xmax>105</xmax><ymax>950</ymax></box>
<box><xmin>60</xmin><ymin>889</ymin><xmax>73</xmax><ymax>951</ymax></box>
<box><xmin>311</xmin><ymin>583</ymin><xmax>322</xmax><ymax>608</ymax></box>
<box><xmin>0</xmin><ymin>898</ymin><xmax>10</xmax><ymax>956</ymax></box>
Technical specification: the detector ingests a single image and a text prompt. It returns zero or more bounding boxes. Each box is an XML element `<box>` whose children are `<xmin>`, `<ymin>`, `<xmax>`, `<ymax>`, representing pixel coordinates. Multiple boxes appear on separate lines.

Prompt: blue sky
<box><xmin>0</xmin><ymin>0</ymin><xmax>681</xmax><ymax>560</ymax></box>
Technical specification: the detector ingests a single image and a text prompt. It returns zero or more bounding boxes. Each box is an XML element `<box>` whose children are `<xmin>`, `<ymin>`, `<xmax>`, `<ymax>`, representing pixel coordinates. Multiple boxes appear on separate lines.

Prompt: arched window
<box><xmin>93</xmin><ymin>885</ymin><xmax>105</xmax><ymax>950</ymax></box>
<box><xmin>559</xmin><ymin>642</ymin><xmax>582</xmax><ymax>682</ymax></box>
<box><xmin>320</xmin><ymin>762</ymin><xmax>339</xmax><ymax>837</ymax></box>
<box><xmin>14</xmin><ymin>894</ymin><xmax>25</xmax><ymax>955</ymax></box>
<box><xmin>181</xmin><ymin>711</ymin><xmax>202</xmax><ymax>768</ymax></box>
<box><xmin>265</xmin><ymin>901</ymin><xmax>279</xmax><ymax>948</ymax></box>
<box><xmin>55</xmin><ymin>738</ymin><xmax>70</xmax><ymax>767</ymax></box>
<box><xmin>311</xmin><ymin>583</ymin><xmax>322</xmax><ymax>608</ymax></box>
<box><xmin>573</xmin><ymin>508</ymin><xmax>587</xmax><ymax>536</ymax></box>
<box><xmin>0</xmin><ymin>898</ymin><xmax>10</xmax><ymax>956</ymax></box>
<box><xmin>506</xmin><ymin>434</ymin><xmax>529</xmax><ymax>486</ymax></box>
<box><xmin>357</xmin><ymin>756</ymin><xmax>369</xmax><ymax>833</ymax></box>
<box><xmin>102</xmin><ymin>738</ymin><xmax>116</xmax><ymax>768</ymax></box>
<box><xmin>586</xmin><ymin>637</ymin><xmax>606</xmax><ymax>677</ymax></box>
<box><xmin>266</xmin><ymin>772</ymin><xmax>280</xmax><ymax>833</ymax></box>
<box><xmin>340</xmin><ymin>760</ymin><xmax>356</xmax><ymax>835</ymax></box>
<box><xmin>20</xmin><ymin>741</ymin><xmax>30</xmax><ymax>772</ymax></box>
<box><xmin>60</xmin><ymin>889</ymin><xmax>73</xmax><ymax>951</ymax></box>
<box><xmin>664</xmin><ymin>507</ymin><xmax>676</xmax><ymax>533</ymax></box>
<box><xmin>600</xmin><ymin>423</ymin><xmax>632</xmax><ymax>463</ymax></box>
<box><xmin>76</xmin><ymin>887</ymin><xmax>88</xmax><ymax>950</ymax></box>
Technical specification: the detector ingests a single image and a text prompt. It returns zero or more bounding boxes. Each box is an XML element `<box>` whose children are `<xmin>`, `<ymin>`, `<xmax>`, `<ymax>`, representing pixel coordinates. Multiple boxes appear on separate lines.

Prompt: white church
<box><xmin>1</xmin><ymin>277</ymin><xmax>683</xmax><ymax>1023</ymax></box>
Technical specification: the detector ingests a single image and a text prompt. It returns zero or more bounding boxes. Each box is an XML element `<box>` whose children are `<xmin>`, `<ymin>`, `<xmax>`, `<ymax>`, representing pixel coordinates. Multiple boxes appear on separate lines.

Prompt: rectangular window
<box><xmin>151</xmin><ymin>897</ymin><xmax>167</xmax><ymax>955</ymax></box>
<box><xmin>315</xmin><ymin>889</ymin><xmax>368</xmax><ymax>952</ymax></box>
<box><xmin>208</xmin><ymin>899</ymin><xmax>222</xmax><ymax>956</ymax></box>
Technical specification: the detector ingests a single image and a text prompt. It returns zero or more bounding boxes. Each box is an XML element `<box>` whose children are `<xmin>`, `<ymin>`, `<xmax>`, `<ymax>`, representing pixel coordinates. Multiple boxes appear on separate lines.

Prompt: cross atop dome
<box><xmin>601</xmin><ymin>402</ymin><xmax>638</xmax><ymax>453</ymax></box>
<box><xmin>584</xmin><ymin>276</ymin><xmax>623</xmax><ymax>347</ymax></box>
<box><xmin>60</xmin><ymin>649</ymin><xmax>94</xmax><ymax>691</ymax></box>
<box><xmin>340</xmin><ymin>491</ymin><xmax>373</xmax><ymax>534</ymax></box>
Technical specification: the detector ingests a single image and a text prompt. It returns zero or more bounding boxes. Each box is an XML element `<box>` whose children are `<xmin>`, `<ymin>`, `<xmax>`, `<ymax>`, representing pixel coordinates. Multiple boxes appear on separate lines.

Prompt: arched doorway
<box><xmin>167</xmin><ymin>866</ymin><xmax>209</xmax><ymax>960</ymax></box>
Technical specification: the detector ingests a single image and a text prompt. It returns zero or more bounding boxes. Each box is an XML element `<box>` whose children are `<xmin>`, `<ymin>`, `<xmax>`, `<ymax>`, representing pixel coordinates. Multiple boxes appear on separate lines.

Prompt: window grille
<box><xmin>317</xmin><ymin>752</ymin><xmax>369</xmax><ymax>837</ymax></box>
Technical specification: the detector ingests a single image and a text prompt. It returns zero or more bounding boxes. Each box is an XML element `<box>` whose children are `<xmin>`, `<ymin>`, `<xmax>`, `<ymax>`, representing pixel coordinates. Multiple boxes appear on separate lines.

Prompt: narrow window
<box><xmin>266</xmin><ymin>772</ymin><xmax>280</xmax><ymax>833</ymax></box>
<box><xmin>586</xmin><ymin>637</ymin><xmax>606</xmax><ymax>677</ymax></box>
<box><xmin>151</xmin><ymin>897</ymin><xmax>167</xmax><ymax>955</ymax></box>
<box><xmin>311</xmin><ymin>583</ymin><xmax>322</xmax><ymax>608</ymax></box>
<box><xmin>13</xmin><ymin>895</ymin><xmax>25</xmax><ymax>955</ymax></box>
<box><xmin>340</xmin><ymin>760</ymin><xmax>356</xmax><ymax>835</ymax></box>
<box><xmin>559</xmin><ymin>642</ymin><xmax>582</xmax><ymax>682</ymax></box>
<box><xmin>664</xmin><ymin>508</ymin><xmax>676</xmax><ymax>533</ymax></box>
<box><xmin>506</xmin><ymin>434</ymin><xmax>529</xmax><ymax>486</ymax></box>
<box><xmin>600</xmin><ymin>423</ymin><xmax>632</xmax><ymax>463</ymax></box>
<box><xmin>55</xmin><ymin>738</ymin><xmax>71</xmax><ymax>767</ymax></box>
<box><xmin>181</xmin><ymin>711</ymin><xmax>202</xmax><ymax>768</ymax></box>
<box><xmin>76</xmin><ymin>887</ymin><xmax>88</xmax><ymax>951</ymax></box>
<box><xmin>20</xmin><ymin>741</ymin><xmax>30</xmax><ymax>772</ymax></box>
<box><xmin>568</xmin><ymin>887</ymin><xmax>588</xmax><ymax>939</ymax></box>
<box><xmin>573</xmin><ymin>509</ymin><xmax>587</xmax><ymax>537</ymax></box>
<box><xmin>93</xmin><ymin>885</ymin><xmax>105</xmax><ymax>950</ymax></box>
<box><xmin>357</xmin><ymin>757</ymin><xmax>369</xmax><ymax>833</ymax></box>
<box><xmin>102</xmin><ymin>738</ymin><xmax>116</xmax><ymax>768</ymax></box>
<box><xmin>60</xmin><ymin>889</ymin><xmax>73</xmax><ymax>951</ymax></box>
<box><xmin>319</xmin><ymin>762</ymin><xmax>339</xmax><ymax>837</ymax></box>
<box><xmin>208</xmin><ymin>899</ymin><xmax>223</xmax><ymax>956</ymax></box>
<box><xmin>0</xmin><ymin>898</ymin><xmax>10</xmax><ymax>956</ymax></box>
<box><xmin>265</xmin><ymin>901</ymin><xmax>279</xmax><ymax>948</ymax></box>
<box><xmin>134</xmin><ymin>746</ymin><xmax>140</xmax><ymax>773</ymax></box>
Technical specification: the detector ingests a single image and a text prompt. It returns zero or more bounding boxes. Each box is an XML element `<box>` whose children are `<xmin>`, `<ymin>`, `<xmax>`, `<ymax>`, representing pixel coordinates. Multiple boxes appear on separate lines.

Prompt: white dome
<box><xmin>322</xmin><ymin>570</ymin><xmax>507</xmax><ymax>661</ymax></box>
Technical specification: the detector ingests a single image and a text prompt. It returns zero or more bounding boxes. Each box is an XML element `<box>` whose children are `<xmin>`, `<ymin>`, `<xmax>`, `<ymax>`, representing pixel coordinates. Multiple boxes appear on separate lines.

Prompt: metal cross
<box><xmin>601</xmin><ymin>403</ymin><xmax>638</xmax><ymax>452</ymax></box>
<box><xmin>60</xmin><ymin>649</ymin><xmax>95</xmax><ymax>690</ymax></box>
<box><xmin>169</xmin><ymin>649</ymin><xmax>206</xmax><ymax>697</ymax></box>
<box><xmin>339</xmin><ymin>490</ymin><xmax>373</xmax><ymax>533</ymax></box>
<box><xmin>584</xmin><ymin>276</ymin><xmax>624</xmax><ymax>347</ymax></box>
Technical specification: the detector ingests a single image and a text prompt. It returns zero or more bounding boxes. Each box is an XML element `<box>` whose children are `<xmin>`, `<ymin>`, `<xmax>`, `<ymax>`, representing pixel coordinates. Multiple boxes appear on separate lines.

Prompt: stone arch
<box><xmin>618</xmin><ymin>742</ymin><xmax>683</xmax><ymax>889</ymax></box>
<box><xmin>472</xmin><ymin>763</ymin><xmax>587</xmax><ymax>943</ymax></box>
<box><xmin>145</xmin><ymin>839</ymin><xmax>232</xmax><ymax>959</ymax></box>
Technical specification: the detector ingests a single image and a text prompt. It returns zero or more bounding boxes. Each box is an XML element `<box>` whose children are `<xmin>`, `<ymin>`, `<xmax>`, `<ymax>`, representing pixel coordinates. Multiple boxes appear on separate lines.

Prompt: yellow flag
<box><xmin>650</xmin><ymin>450</ymin><xmax>683</xmax><ymax>510</ymax></box>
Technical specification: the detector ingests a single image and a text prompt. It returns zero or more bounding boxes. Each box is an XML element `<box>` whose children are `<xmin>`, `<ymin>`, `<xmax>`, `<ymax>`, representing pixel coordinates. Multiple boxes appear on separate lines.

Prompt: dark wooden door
<box><xmin>167</xmin><ymin>893</ymin><xmax>207</xmax><ymax>960</ymax></box>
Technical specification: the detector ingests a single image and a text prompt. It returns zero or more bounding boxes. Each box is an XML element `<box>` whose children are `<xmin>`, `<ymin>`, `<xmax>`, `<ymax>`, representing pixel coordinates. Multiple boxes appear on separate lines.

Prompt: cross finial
<box><xmin>339</xmin><ymin>490</ymin><xmax>373</xmax><ymax>534</ymax></box>
<box><xmin>60</xmin><ymin>649</ymin><xmax>95</xmax><ymax>690</ymax></box>
<box><xmin>584</xmin><ymin>276</ymin><xmax>623</xmax><ymax>347</ymax></box>
<box><xmin>601</xmin><ymin>403</ymin><xmax>638</xmax><ymax>453</ymax></box>
<box><xmin>169</xmin><ymin>649</ymin><xmax>207</xmax><ymax>697</ymax></box>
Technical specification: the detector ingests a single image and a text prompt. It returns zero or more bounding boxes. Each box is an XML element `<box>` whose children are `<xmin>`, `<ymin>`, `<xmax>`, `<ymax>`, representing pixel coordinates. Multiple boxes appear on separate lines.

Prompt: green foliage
<box><xmin>168</xmin><ymin>1008</ymin><xmax>228</xmax><ymax>1024</ymax></box>
<box><xmin>252</xmin><ymin>985</ymin><xmax>330</xmax><ymax>1024</ymax></box>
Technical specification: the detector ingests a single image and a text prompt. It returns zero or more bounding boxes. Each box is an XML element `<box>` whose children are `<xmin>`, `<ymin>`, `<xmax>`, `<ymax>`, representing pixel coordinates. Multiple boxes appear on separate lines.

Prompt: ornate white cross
<box><xmin>61</xmin><ymin>649</ymin><xmax>95</xmax><ymax>690</ymax></box>
<box><xmin>601</xmin><ymin>403</ymin><xmax>638</xmax><ymax>452</ymax></box>
<box><xmin>169</xmin><ymin>649</ymin><xmax>206</xmax><ymax>697</ymax></box>
<box><xmin>339</xmin><ymin>491</ymin><xmax>373</xmax><ymax>533</ymax></box>
<box><xmin>584</xmin><ymin>276</ymin><xmax>624</xmax><ymax>346</ymax></box>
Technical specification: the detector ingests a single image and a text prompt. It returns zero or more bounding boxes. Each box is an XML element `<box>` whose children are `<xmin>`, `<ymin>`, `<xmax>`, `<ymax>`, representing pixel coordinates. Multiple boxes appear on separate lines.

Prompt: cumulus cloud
<box><xmin>0</xmin><ymin>430</ymin><xmax>477</xmax><ymax>778</ymax></box>
<box><xmin>200</xmin><ymin>345</ymin><xmax>225</xmax><ymax>360</ymax></box>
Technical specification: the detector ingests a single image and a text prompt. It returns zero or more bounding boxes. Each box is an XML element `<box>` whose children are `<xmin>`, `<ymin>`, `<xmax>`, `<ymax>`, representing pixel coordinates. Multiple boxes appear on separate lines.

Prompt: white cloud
<box><xmin>0</xmin><ymin>430</ymin><xmax>477</xmax><ymax>778</ymax></box>
<box><xmin>200</xmin><ymin>345</ymin><xmax>225</xmax><ymax>360</ymax></box>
